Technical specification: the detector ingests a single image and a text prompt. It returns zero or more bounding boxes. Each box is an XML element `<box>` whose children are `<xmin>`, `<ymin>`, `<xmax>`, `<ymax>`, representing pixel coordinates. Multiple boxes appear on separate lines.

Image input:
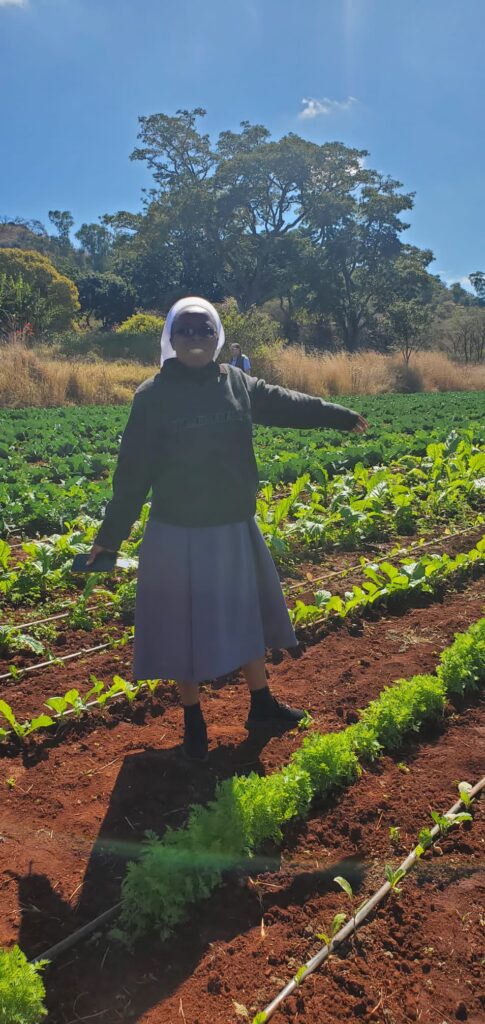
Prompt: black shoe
<box><xmin>245</xmin><ymin>696</ymin><xmax>306</xmax><ymax>732</ymax></box>
<box><xmin>182</xmin><ymin>726</ymin><xmax>209</xmax><ymax>762</ymax></box>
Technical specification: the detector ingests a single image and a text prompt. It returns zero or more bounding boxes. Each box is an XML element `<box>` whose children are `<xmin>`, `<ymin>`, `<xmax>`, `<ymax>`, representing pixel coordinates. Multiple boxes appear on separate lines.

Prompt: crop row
<box><xmin>2</xmin><ymin>520</ymin><xmax>479</xmax><ymax>639</ymax></box>
<box><xmin>1</xmin><ymin>393</ymin><xmax>484</xmax><ymax>539</ymax></box>
<box><xmin>258</xmin><ymin>435</ymin><xmax>485</xmax><ymax>556</ymax></box>
<box><xmin>1</xmin><ymin>437</ymin><xmax>484</xmax><ymax>613</ymax></box>
<box><xmin>1</xmin><ymin>533</ymin><xmax>483</xmax><ymax>731</ymax></box>
<box><xmin>255</xmin><ymin>781</ymin><xmax>479</xmax><ymax>1023</ymax></box>
<box><xmin>289</xmin><ymin>533</ymin><xmax>485</xmax><ymax>625</ymax></box>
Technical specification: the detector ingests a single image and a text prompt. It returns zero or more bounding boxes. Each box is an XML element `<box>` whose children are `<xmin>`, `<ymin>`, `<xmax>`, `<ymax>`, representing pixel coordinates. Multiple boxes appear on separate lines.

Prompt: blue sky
<box><xmin>1</xmin><ymin>0</ymin><xmax>484</xmax><ymax>287</ymax></box>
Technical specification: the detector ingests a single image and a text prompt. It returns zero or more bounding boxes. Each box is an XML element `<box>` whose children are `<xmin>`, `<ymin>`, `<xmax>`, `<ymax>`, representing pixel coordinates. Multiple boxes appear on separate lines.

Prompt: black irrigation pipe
<box><xmin>29</xmin><ymin>774</ymin><xmax>485</xmax><ymax>972</ymax></box>
<box><xmin>31</xmin><ymin>903</ymin><xmax>122</xmax><ymax>965</ymax></box>
<box><xmin>257</xmin><ymin>773</ymin><xmax>485</xmax><ymax>1022</ymax></box>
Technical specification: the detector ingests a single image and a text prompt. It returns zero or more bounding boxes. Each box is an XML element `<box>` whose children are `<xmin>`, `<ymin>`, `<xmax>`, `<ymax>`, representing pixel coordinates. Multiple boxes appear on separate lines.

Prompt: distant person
<box><xmin>88</xmin><ymin>296</ymin><xmax>368</xmax><ymax>762</ymax></box>
<box><xmin>230</xmin><ymin>343</ymin><xmax>251</xmax><ymax>373</ymax></box>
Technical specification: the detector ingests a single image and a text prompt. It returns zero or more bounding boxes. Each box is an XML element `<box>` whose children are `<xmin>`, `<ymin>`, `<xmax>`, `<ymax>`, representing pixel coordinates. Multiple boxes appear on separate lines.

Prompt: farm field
<box><xmin>0</xmin><ymin>391</ymin><xmax>484</xmax><ymax>1024</ymax></box>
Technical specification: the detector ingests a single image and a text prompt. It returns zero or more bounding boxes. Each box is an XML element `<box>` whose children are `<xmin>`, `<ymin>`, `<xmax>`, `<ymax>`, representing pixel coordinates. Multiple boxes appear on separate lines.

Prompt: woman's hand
<box><xmin>351</xmin><ymin>414</ymin><xmax>369</xmax><ymax>434</ymax></box>
<box><xmin>86</xmin><ymin>543</ymin><xmax>115</xmax><ymax>566</ymax></box>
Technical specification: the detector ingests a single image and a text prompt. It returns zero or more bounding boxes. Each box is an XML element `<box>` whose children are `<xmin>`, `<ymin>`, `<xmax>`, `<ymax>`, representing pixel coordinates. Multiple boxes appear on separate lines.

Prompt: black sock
<box><xmin>183</xmin><ymin>703</ymin><xmax>206</xmax><ymax>733</ymax></box>
<box><xmin>250</xmin><ymin>686</ymin><xmax>276</xmax><ymax>715</ymax></box>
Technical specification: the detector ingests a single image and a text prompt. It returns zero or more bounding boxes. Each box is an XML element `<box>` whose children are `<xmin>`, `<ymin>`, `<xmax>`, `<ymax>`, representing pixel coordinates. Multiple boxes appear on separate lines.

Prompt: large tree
<box><xmin>48</xmin><ymin>210</ymin><xmax>74</xmax><ymax>249</ymax></box>
<box><xmin>469</xmin><ymin>271</ymin><xmax>485</xmax><ymax>306</ymax></box>
<box><xmin>74</xmin><ymin>270</ymin><xmax>135</xmax><ymax>327</ymax></box>
<box><xmin>123</xmin><ymin>109</ymin><xmax>431</xmax><ymax>349</ymax></box>
<box><xmin>125</xmin><ymin>110</ymin><xmax>371</xmax><ymax>313</ymax></box>
<box><xmin>75</xmin><ymin>223</ymin><xmax>112</xmax><ymax>271</ymax></box>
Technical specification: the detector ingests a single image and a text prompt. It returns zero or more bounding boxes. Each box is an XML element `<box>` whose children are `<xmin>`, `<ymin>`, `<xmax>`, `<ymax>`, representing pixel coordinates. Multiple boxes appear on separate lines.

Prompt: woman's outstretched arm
<box><xmin>247</xmin><ymin>375</ymin><xmax>368</xmax><ymax>433</ymax></box>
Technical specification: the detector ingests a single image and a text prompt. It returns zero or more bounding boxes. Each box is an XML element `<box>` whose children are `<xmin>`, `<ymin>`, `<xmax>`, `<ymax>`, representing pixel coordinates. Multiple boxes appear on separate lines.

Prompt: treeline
<box><xmin>1</xmin><ymin>108</ymin><xmax>484</xmax><ymax>363</ymax></box>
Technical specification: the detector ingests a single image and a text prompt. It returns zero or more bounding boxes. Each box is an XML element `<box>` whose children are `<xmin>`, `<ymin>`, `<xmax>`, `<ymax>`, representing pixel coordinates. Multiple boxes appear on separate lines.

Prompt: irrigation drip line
<box><xmin>257</xmin><ymin>773</ymin><xmax>485</xmax><ymax>1022</ymax></box>
<box><xmin>0</xmin><ymin>673</ymin><xmax>153</xmax><ymax>744</ymax></box>
<box><xmin>0</xmin><ymin>640</ymin><xmax>116</xmax><ymax>682</ymax></box>
<box><xmin>31</xmin><ymin>904</ymin><xmax>121</xmax><ymax>965</ymax></box>
<box><xmin>7</xmin><ymin>595</ymin><xmax>108</xmax><ymax>631</ymax></box>
<box><xmin>29</xmin><ymin>774</ymin><xmax>485</xmax><ymax>976</ymax></box>
<box><xmin>284</xmin><ymin>522</ymin><xmax>483</xmax><ymax>595</ymax></box>
<box><xmin>2</xmin><ymin>530</ymin><xmax>484</xmax><ymax>686</ymax></box>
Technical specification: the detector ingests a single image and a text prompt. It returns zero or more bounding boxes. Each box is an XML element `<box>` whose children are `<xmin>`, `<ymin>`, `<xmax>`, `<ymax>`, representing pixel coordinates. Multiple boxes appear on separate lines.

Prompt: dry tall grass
<box><xmin>0</xmin><ymin>344</ymin><xmax>484</xmax><ymax>407</ymax></box>
<box><xmin>258</xmin><ymin>346</ymin><xmax>485</xmax><ymax>397</ymax></box>
<box><xmin>0</xmin><ymin>346</ymin><xmax>153</xmax><ymax>407</ymax></box>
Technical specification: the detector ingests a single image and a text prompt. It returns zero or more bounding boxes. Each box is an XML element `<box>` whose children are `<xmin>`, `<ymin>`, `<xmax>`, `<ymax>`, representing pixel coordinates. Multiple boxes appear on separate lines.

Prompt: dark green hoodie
<box><xmin>95</xmin><ymin>359</ymin><xmax>359</xmax><ymax>549</ymax></box>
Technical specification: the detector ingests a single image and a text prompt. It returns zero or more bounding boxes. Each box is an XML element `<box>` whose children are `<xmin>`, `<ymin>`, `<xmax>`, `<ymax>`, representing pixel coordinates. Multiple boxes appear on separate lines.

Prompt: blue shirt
<box><xmin>230</xmin><ymin>354</ymin><xmax>251</xmax><ymax>373</ymax></box>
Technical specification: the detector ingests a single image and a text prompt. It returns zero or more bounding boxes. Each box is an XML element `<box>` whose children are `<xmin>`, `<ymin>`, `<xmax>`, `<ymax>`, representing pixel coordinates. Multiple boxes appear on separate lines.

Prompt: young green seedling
<box><xmin>316</xmin><ymin>911</ymin><xmax>347</xmax><ymax>948</ymax></box>
<box><xmin>44</xmin><ymin>696</ymin><xmax>69</xmax><ymax>717</ymax></box>
<box><xmin>384</xmin><ymin>864</ymin><xmax>406</xmax><ymax>893</ymax></box>
<box><xmin>334</xmin><ymin>875</ymin><xmax>353</xmax><ymax>900</ymax></box>
<box><xmin>297</xmin><ymin>710</ymin><xmax>314</xmax><ymax>731</ymax></box>
<box><xmin>431</xmin><ymin>810</ymin><xmax>472</xmax><ymax>835</ymax></box>
<box><xmin>108</xmin><ymin>675</ymin><xmax>142</xmax><ymax>703</ymax></box>
<box><xmin>415</xmin><ymin>826</ymin><xmax>434</xmax><ymax>858</ymax></box>
<box><xmin>86</xmin><ymin>675</ymin><xmax>106</xmax><ymax>700</ymax></box>
<box><xmin>144</xmin><ymin>679</ymin><xmax>161</xmax><ymax>695</ymax></box>
<box><xmin>334</xmin><ymin>876</ymin><xmax>356</xmax><ymax>928</ymax></box>
<box><xmin>0</xmin><ymin>700</ymin><xmax>54</xmax><ymax>741</ymax></box>
<box><xmin>457</xmin><ymin>781</ymin><xmax>474</xmax><ymax>809</ymax></box>
<box><xmin>293</xmin><ymin>963</ymin><xmax>307</xmax><ymax>986</ymax></box>
<box><xmin>389</xmin><ymin>826</ymin><xmax>401</xmax><ymax>846</ymax></box>
<box><xmin>252</xmin><ymin>1013</ymin><xmax>268</xmax><ymax>1024</ymax></box>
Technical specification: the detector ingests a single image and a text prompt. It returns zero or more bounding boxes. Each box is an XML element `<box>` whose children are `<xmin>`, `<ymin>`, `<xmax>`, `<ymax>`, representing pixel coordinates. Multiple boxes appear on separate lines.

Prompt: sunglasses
<box><xmin>173</xmin><ymin>325</ymin><xmax>217</xmax><ymax>338</ymax></box>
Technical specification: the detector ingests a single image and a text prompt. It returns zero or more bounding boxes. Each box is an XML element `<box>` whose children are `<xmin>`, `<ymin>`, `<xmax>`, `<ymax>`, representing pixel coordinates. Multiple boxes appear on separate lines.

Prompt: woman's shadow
<box><xmin>14</xmin><ymin>726</ymin><xmax>365</xmax><ymax>1022</ymax></box>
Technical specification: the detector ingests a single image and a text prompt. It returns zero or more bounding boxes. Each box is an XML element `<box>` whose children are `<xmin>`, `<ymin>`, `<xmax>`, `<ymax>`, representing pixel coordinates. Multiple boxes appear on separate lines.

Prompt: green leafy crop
<box><xmin>0</xmin><ymin>946</ymin><xmax>48</xmax><ymax>1024</ymax></box>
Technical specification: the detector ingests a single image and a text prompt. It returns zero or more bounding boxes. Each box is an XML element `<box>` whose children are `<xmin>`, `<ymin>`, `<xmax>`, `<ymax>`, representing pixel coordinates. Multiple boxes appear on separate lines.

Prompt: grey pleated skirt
<box><xmin>133</xmin><ymin>517</ymin><xmax>297</xmax><ymax>684</ymax></box>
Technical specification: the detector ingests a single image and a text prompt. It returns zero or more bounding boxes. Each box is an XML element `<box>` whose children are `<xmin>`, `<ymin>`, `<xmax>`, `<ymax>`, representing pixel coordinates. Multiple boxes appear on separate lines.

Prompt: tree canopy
<box><xmin>0</xmin><ymin>248</ymin><xmax>79</xmax><ymax>334</ymax></box>
<box><xmin>1</xmin><ymin>109</ymin><xmax>482</xmax><ymax>357</ymax></box>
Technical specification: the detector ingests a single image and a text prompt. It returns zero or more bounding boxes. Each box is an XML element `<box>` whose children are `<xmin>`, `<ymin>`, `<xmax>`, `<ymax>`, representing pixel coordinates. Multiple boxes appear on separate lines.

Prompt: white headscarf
<box><xmin>160</xmin><ymin>296</ymin><xmax>225</xmax><ymax>366</ymax></box>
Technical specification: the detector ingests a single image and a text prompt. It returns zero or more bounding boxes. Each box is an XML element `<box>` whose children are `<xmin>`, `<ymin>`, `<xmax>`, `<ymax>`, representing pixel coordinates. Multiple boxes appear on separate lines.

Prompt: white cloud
<box><xmin>0</xmin><ymin>0</ymin><xmax>28</xmax><ymax>7</ymax></box>
<box><xmin>299</xmin><ymin>96</ymin><xmax>357</xmax><ymax>120</ymax></box>
<box><xmin>440</xmin><ymin>273</ymin><xmax>473</xmax><ymax>291</ymax></box>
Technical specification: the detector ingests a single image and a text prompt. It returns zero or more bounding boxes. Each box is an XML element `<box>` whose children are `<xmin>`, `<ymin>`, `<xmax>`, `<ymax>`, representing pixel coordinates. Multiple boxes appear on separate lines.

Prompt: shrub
<box><xmin>116</xmin><ymin>313</ymin><xmax>165</xmax><ymax>335</ymax></box>
<box><xmin>0</xmin><ymin>249</ymin><xmax>79</xmax><ymax>335</ymax></box>
<box><xmin>216</xmin><ymin>299</ymin><xmax>284</xmax><ymax>374</ymax></box>
<box><xmin>111</xmin><ymin>313</ymin><xmax>165</xmax><ymax>364</ymax></box>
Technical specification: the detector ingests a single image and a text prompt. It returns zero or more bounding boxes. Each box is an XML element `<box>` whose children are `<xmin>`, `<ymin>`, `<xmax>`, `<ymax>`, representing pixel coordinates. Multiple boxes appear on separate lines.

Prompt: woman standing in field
<box><xmin>89</xmin><ymin>297</ymin><xmax>368</xmax><ymax>761</ymax></box>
